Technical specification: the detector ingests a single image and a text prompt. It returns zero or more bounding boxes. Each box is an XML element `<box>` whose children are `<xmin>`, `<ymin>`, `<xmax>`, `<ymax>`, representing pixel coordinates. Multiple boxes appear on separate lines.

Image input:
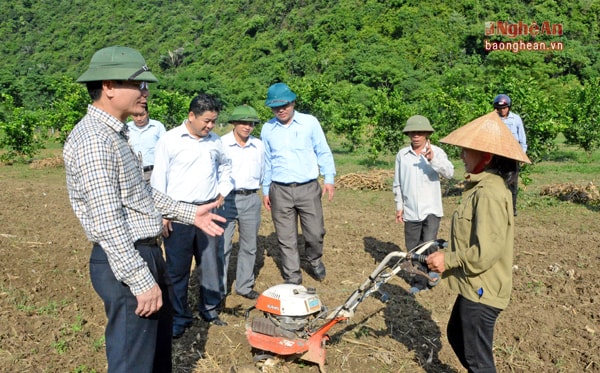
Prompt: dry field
<box><xmin>0</xmin><ymin>157</ymin><xmax>598</xmax><ymax>373</ymax></box>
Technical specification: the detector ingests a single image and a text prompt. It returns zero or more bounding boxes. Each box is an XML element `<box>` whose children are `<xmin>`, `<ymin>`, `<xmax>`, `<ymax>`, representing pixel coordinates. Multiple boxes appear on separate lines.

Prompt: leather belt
<box><xmin>134</xmin><ymin>236</ymin><xmax>162</xmax><ymax>247</ymax></box>
<box><xmin>233</xmin><ymin>189</ymin><xmax>258</xmax><ymax>195</ymax></box>
<box><xmin>272</xmin><ymin>179</ymin><xmax>316</xmax><ymax>187</ymax></box>
<box><xmin>143</xmin><ymin>165</ymin><xmax>154</xmax><ymax>172</ymax></box>
<box><xmin>191</xmin><ymin>197</ymin><xmax>217</xmax><ymax>206</ymax></box>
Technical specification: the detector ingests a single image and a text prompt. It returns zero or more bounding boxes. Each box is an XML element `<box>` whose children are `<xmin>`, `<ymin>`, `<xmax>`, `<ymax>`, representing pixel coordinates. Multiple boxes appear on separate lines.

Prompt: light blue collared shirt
<box><xmin>261</xmin><ymin>111</ymin><xmax>336</xmax><ymax>195</ymax></box>
<box><xmin>151</xmin><ymin>122</ymin><xmax>233</xmax><ymax>203</ymax></box>
<box><xmin>221</xmin><ymin>131</ymin><xmax>264</xmax><ymax>190</ymax></box>
<box><xmin>126</xmin><ymin>118</ymin><xmax>166</xmax><ymax>166</ymax></box>
<box><xmin>500</xmin><ymin>111</ymin><xmax>527</xmax><ymax>153</ymax></box>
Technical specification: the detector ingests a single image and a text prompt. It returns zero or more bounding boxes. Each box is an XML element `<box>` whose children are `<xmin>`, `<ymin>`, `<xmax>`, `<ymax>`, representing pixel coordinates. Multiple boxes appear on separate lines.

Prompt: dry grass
<box><xmin>336</xmin><ymin>169</ymin><xmax>393</xmax><ymax>191</ymax></box>
<box><xmin>29</xmin><ymin>156</ymin><xmax>64</xmax><ymax>169</ymax></box>
<box><xmin>540</xmin><ymin>181</ymin><xmax>600</xmax><ymax>206</ymax></box>
<box><xmin>335</xmin><ymin>169</ymin><xmax>464</xmax><ymax>197</ymax></box>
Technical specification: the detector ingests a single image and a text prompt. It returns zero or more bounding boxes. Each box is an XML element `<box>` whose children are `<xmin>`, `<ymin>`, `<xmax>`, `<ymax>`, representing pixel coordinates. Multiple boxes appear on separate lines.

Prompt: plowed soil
<box><xmin>1</xmin><ymin>162</ymin><xmax>598</xmax><ymax>373</ymax></box>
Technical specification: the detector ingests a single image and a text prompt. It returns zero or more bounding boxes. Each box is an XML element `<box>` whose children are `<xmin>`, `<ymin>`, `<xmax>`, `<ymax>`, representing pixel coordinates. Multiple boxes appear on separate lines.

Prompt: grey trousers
<box><xmin>270</xmin><ymin>180</ymin><xmax>325</xmax><ymax>284</ymax></box>
<box><xmin>218</xmin><ymin>192</ymin><xmax>261</xmax><ymax>295</ymax></box>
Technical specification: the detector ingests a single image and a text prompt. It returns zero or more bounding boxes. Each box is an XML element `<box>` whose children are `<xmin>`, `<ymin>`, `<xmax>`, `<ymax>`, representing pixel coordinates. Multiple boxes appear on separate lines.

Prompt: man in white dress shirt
<box><xmin>151</xmin><ymin>93</ymin><xmax>232</xmax><ymax>337</ymax></box>
<box><xmin>218</xmin><ymin>105</ymin><xmax>264</xmax><ymax>300</ymax></box>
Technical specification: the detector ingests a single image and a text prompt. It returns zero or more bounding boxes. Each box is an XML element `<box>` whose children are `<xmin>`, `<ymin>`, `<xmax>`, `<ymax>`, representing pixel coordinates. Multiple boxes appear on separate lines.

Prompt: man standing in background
<box><xmin>219</xmin><ymin>105</ymin><xmax>264</xmax><ymax>300</ymax></box>
<box><xmin>261</xmin><ymin>82</ymin><xmax>336</xmax><ymax>285</ymax></box>
<box><xmin>151</xmin><ymin>93</ymin><xmax>232</xmax><ymax>337</ymax></box>
<box><xmin>393</xmin><ymin>115</ymin><xmax>454</xmax><ymax>294</ymax></box>
<box><xmin>127</xmin><ymin>105</ymin><xmax>166</xmax><ymax>181</ymax></box>
<box><xmin>493</xmin><ymin>94</ymin><xmax>527</xmax><ymax>216</ymax></box>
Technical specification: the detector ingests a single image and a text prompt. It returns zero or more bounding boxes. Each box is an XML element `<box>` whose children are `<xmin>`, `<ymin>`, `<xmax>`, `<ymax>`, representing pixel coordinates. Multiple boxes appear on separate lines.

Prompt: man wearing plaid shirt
<box><xmin>63</xmin><ymin>46</ymin><xmax>225</xmax><ymax>373</ymax></box>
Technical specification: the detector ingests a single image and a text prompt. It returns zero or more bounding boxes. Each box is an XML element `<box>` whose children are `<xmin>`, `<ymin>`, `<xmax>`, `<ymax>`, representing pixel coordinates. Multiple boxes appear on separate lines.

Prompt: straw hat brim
<box><xmin>440</xmin><ymin>111</ymin><xmax>531</xmax><ymax>164</ymax></box>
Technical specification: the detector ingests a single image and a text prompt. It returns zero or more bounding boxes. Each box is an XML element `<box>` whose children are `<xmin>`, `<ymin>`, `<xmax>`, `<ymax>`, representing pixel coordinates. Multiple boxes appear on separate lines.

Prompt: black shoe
<box><xmin>172</xmin><ymin>324</ymin><xmax>191</xmax><ymax>339</ymax></box>
<box><xmin>206</xmin><ymin>316</ymin><xmax>228</xmax><ymax>326</ymax></box>
<box><xmin>238</xmin><ymin>290</ymin><xmax>260</xmax><ymax>300</ymax></box>
<box><xmin>284</xmin><ymin>279</ymin><xmax>302</xmax><ymax>285</ymax></box>
<box><xmin>305</xmin><ymin>260</ymin><xmax>326</xmax><ymax>282</ymax></box>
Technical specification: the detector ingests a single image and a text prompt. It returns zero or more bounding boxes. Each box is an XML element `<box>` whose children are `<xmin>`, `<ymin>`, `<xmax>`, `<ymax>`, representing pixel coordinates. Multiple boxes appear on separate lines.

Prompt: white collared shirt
<box><xmin>151</xmin><ymin>123</ymin><xmax>233</xmax><ymax>203</ymax></box>
<box><xmin>393</xmin><ymin>144</ymin><xmax>454</xmax><ymax>221</ymax></box>
<box><xmin>221</xmin><ymin>131</ymin><xmax>264</xmax><ymax>190</ymax></box>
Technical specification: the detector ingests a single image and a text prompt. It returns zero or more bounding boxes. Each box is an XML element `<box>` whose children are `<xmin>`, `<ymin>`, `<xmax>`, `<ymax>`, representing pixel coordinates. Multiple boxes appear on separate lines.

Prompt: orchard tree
<box><xmin>369</xmin><ymin>89</ymin><xmax>412</xmax><ymax>163</ymax></box>
<box><xmin>44</xmin><ymin>76</ymin><xmax>89</xmax><ymax>143</ymax></box>
<box><xmin>0</xmin><ymin>93</ymin><xmax>45</xmax><ymax>163</ymax></box>
<box><xmin>564</xmin><ymin>78</ymin><xmax>600</xmax><ymax>154</ymax></box>
<box><xmin>496</xmin><ymin>76</ymin><xmax>565</xmax><ymax>163</ymax></box>
<box><xmin>147</xmin><ymin>90</ymin><xmax>192</xmax><ymax>130</ymax></box>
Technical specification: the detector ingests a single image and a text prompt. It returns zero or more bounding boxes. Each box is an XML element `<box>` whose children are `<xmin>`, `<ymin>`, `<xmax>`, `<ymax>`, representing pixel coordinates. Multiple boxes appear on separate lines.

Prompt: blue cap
<box><xmin>265</xmin><ymin>83</ymin><xmax>297</xmax><ymax>107</ymax></box>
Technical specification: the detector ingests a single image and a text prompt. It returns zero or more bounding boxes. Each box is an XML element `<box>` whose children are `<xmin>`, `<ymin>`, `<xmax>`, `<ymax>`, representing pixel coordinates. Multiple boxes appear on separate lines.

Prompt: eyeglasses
<box><xmin>117</xmin><ymin>80</ymin><xmax>149</xmax><ymax>91</ymax></box>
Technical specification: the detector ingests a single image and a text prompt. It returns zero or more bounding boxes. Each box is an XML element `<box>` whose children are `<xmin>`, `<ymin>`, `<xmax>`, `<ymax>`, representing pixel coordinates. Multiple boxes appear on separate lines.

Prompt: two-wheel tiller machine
<box><xmin>245</xmin><ymin>240</ymin><xmax>445</xmax><ymax>372</ymax></box>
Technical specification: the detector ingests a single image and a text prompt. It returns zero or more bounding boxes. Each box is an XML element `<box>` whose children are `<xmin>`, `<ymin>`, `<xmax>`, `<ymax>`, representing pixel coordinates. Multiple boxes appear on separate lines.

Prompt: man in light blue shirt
<box><xmin>126</xmin><ymin>105</ymin><xmax>166</xmax><ymax>181</ymax></box>
<box><xmin>219</xmin><ymin>105</ymin><xmax>264</xmax><ymax>300</ymax></box>
<box><xmin>493</xmin><ymin>94</ymin><xmax>527</xmax><ymax>216</ymax></box>
<box><xmin>151</xmin><ymin>93</ymin><xmax>232</xmax><ymax>336</ymax></box>
<box><xmin>261</xmin><ymin>83</ymin><xmax>336</xmax><ymax>285</ymax></box>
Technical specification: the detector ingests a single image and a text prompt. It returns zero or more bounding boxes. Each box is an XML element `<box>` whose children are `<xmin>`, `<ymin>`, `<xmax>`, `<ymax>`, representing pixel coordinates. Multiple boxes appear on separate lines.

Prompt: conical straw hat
<box><xmin>440</xmin><ymin>111</ymin><xmax>531</xmax><ymax>164</ymax></box>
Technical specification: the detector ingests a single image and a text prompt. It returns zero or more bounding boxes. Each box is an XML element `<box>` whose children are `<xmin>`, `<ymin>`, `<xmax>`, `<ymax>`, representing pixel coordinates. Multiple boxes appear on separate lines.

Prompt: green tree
<box><xmin>564</xmin><ymin>78</ymin><xmax>600</xmax><ymax>154</ymax></box>
<box><xmin>44</xmin><ymin>77</ymin><xmax>89</xmax><ymax>143</ymax></box>
<box><xmin>496</xmin><ymin>76</ymin><xmax>565</xmax><ymax>162</ymax></box>
<box><xmin>369</xmin><ymin>89</ymin><xmax>412</xmax><ymax>163</ymax></box>
<box><xmin>148</xmin><ymin>90</ymin><xmax>193</xmax><ymax>130</ymax></box>
<box><xmin>0</xmin><ymin>93</ymin><xmax>45</xmax><ymax>163</ymax></box>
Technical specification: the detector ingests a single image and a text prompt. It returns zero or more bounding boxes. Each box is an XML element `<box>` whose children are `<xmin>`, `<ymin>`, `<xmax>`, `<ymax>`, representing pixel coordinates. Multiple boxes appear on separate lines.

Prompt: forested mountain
<box><xmin>1</xmin><ymin>0</ymin><xmax>599</xmax><ymax>160</ymax></box>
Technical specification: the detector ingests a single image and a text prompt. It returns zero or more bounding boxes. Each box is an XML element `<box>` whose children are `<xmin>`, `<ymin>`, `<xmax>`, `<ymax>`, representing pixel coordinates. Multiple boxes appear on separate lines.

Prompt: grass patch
<box><xmin>2</xmin><ymin>285</ymin><xmax>68</xmax><ymax>317</ymax></box>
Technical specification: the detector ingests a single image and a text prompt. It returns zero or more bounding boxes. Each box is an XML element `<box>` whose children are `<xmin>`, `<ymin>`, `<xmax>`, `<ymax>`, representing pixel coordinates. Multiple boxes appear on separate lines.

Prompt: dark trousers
<box><xmin>508</xmin><ymin>173</ymin><xmax>519</xmax><ymax>216</ymax></box>
<box><xmin>163</xmin><ymin>222</ymin><xmax>222</xmax><ymax>328</ymax></box>
<box><xmin>270</xmin><ymin>180</ymin><xmax>325</xmax><ymax>284</ymax></box>
<box><xmin>447</xmin><ymin>295</ymin><xmax>501</xmax><ymax>373</ymax></box>
<box><xmin>404</xmin><ymin>214</ymin><xmax>441</xmax><ymax>289</ymax></box>
<box><xmin>90</xmin><ymin>242</ymin><xmax>173</xmax><ymax>373</ymax></box>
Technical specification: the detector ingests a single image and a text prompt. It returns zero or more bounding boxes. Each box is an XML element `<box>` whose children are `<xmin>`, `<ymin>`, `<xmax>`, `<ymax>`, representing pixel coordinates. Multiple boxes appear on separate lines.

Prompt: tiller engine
<box><xmin>245</xmin><ymin>240</ymin><xmax>446</xmax><ymax>372</ymax></box>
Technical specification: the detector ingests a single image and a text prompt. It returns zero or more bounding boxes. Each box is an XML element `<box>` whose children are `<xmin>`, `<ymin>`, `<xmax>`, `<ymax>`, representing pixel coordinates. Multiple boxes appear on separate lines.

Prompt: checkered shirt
<box><xmin>64</xmin><ymin>105</ymin><xmax>196</xmax><ymax>295</ymax></box>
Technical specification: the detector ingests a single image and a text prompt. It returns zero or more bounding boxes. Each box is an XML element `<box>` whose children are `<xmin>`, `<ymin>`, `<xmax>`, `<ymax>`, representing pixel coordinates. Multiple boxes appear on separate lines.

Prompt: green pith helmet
<box><xmin>77</xmin><ymin>46</ymin><xmax>158</xmax><ymax>83</ymax></box>
<box><xmin>402</xmin><ymin>115</ymin><xmax>435</xmax><ymax>134</ymax></box>
<box><xmin>229</xmin><ymin>105</ymin><xmax>260</xmax><ymax>123</ymax></box>
<box><xmin>265</xmin><ymin>83</ymin><xmax>297</xmax><ymax>107</ymax></box>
